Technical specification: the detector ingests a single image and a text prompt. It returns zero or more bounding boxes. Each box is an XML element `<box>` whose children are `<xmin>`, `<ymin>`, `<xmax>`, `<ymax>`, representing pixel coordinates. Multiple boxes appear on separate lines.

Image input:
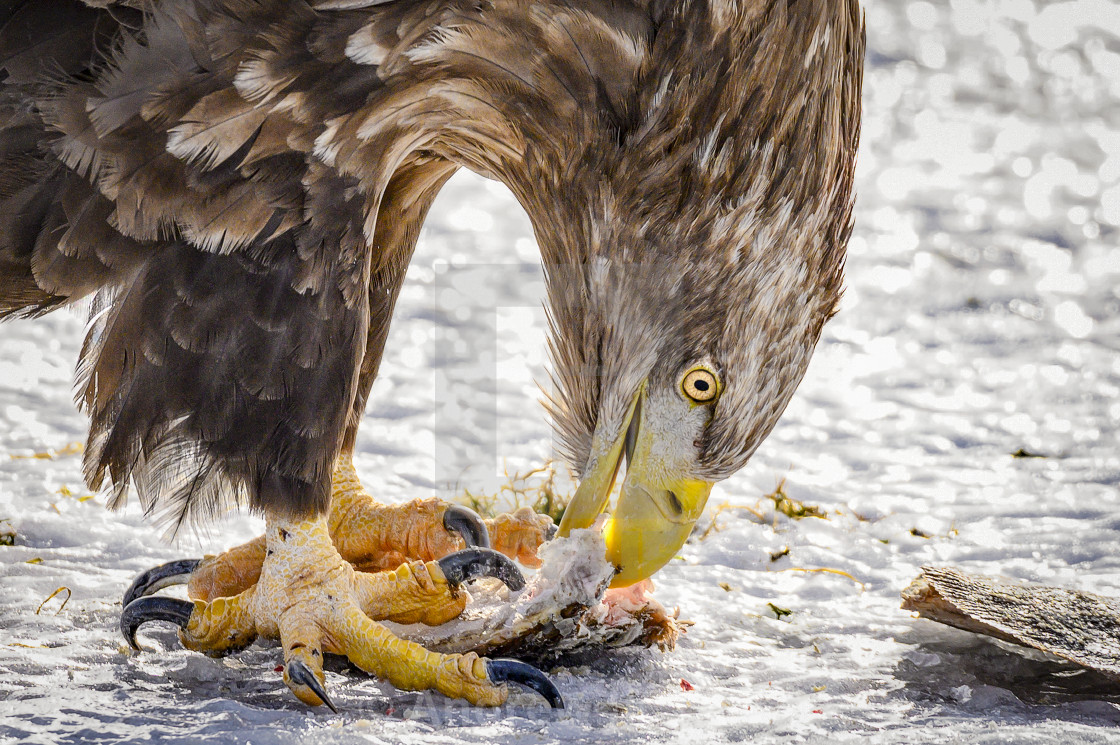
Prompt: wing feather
<box><xmin>0</xmin><ymin>0</ymin><xmax>665</xmax><ymax>530</ymax></box>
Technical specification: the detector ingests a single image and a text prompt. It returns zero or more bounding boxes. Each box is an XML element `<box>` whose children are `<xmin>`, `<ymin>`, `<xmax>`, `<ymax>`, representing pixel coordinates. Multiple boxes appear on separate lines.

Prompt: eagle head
<box><xmin>528</xmin><ymin>0</ymin><xmax>864</xmax><ymax>586</ymax></box>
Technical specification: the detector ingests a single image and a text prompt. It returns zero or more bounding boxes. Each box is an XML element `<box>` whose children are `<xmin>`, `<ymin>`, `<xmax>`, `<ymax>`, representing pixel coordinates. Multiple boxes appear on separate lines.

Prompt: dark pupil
<box><xmin>694</xmin><ymin>379</ymin><xmax>709</xmax><ymax>392</ymax></box>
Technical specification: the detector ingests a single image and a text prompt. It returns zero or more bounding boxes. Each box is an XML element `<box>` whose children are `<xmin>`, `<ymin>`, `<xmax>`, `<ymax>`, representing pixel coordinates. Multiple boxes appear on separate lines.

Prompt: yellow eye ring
<box><xmin>681</xmin><ymin>367</ymin><xmax>720</xmax><ymax>404</ymax></box>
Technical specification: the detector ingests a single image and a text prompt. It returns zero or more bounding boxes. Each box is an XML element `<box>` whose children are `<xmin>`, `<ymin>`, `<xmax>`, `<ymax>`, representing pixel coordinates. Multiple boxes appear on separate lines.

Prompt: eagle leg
<box><xmin>122</xmin><ymin>511</ymin><xmax>563</xmax><ymax>709</ymax></box>
<box><xmin>326</xmin><ymin>456</ymin><xmax>557</xmax><ymax>574</ymax></box>
<box><xmin>162</xmin><ymin>455</ymin><xmax>555</xmax><ymax>602</ymax></box>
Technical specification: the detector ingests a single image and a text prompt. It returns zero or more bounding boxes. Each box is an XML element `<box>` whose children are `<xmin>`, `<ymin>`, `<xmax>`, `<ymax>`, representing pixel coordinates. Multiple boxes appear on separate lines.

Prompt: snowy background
<box><xmin>3</xmin><ymin>0</ymin><xmax>1120</xmax><ymax>742</ymax></box>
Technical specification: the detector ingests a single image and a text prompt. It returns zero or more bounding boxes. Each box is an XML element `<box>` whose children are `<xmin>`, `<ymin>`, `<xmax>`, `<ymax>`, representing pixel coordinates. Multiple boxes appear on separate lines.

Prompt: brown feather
<box><xmin>0</xmin><ymin>0</ymin><xmax>864</xmax><ymax>533</ymax></box>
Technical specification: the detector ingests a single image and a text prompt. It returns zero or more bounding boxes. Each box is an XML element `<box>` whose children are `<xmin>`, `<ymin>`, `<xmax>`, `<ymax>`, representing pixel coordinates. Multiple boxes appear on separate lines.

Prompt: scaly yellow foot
<box><xmin>329</xmin><ymin>457</ymin><xmax>555</xmax><ymax>572</ymax></box>
<box><xmin>121</xmin><ymin>513</ymin><xmax>563</xmax><ymax>709</ymax></box>
<box><xmin>177</xmin><ymin>456</ymin><xmax>555</xmax><ymax>602</ymax></box>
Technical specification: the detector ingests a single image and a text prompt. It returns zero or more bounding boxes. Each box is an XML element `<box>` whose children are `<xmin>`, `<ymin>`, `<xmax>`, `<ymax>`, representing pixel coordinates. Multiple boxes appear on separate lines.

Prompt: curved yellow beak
<box><xmin>556</xmin><ymin>385</ymin><xmax>714</xmax><ymax>587</ymax></box>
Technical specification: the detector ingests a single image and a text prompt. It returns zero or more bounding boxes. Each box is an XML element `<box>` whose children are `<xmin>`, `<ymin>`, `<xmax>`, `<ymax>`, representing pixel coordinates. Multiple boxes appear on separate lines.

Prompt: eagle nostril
<box><xmin>666</xmin><ymin>490</ymin><xmax>684</xmax><ymax>516</ymax></box>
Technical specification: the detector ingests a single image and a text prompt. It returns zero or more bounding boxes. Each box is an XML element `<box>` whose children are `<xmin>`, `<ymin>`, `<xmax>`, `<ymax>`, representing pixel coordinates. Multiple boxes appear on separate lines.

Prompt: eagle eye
<box><xmin>681</xmin><ymin>367</ymin><xmax>720</xmax><ymax>404</ymax></box>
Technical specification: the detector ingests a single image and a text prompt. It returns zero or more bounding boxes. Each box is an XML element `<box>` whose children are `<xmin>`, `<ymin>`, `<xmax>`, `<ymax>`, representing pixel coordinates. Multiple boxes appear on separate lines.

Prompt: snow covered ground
<box><xmin>3</xmin><ymin>0</ymin><xmax>1120</xmax><ymax>742</ymax></box>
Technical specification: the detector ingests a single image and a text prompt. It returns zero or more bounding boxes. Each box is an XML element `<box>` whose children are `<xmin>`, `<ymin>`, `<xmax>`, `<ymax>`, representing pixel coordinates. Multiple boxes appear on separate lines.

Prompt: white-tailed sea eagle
<box><xmin>0</xmin><ymin>0</ymin><xmax>863</xmax><ymax>709</ymax></box>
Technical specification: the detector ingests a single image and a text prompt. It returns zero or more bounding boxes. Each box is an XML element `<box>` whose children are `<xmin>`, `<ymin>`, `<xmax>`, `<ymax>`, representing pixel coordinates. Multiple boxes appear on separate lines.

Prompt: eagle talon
<box><xmin>121</xmin><ymin>596</ymin><xmax>195</xmax><ymax>650</ymax></box>
<box><xmin>123</xmin><ymin>558</ymin><xmax>202</xmax><ymax>606</ymax></box>
<box><xmin>442</xmin><ymin>505</ymin><xmax>491</xmax><ymax>549</ymax></box>
<box><xmin>286</xmin><ymin>658</ymin><xmax>338</xmax><ymax>713</ymax></box>
<box><xmin>485</xmin><ymin>659</ymin><xmax>565</xmax><ymax>709</ymax></box>
<box><xmin>437</xmin><ymin>548</ymin><xmax>525</xmax><ymax>592</ymax></box>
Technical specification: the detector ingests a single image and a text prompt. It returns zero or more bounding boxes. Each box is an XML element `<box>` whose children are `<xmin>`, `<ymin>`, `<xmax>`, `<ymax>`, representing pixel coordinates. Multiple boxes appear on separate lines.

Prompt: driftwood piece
<box><xmin>902</xmin><ymin>566</ymin><xmax>1120</xmax><ymax>681</ymax></box>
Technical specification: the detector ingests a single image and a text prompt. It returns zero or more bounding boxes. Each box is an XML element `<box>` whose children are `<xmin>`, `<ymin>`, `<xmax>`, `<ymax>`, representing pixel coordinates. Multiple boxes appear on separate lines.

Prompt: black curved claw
<box><xmin>287</xmin><ymin>658</ymin><xmax>338</xmax><ymax>713</ymax></box>
<box><xmin>443</xmin><ymin>505</ymin><xmax>491</xmax><ymax>549</ymax></box>
<box><xmin>121</xmin><ymin>596</ymin><xmax>194</xmax><ymax>650</ymax></box>
<box><xmin>123</xmin><ymin>558</ymin><xmax>201</xmax><ymax>607</ymax></box>
<box><xmin>486</xmin><ymin>658</ymin><xmax>565</xmax><ymax>709</ymax></box>
<box><xmin>437</xmin><ymin>547</ymin><xmax>525</xmax><ymax>592</ymax></box>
